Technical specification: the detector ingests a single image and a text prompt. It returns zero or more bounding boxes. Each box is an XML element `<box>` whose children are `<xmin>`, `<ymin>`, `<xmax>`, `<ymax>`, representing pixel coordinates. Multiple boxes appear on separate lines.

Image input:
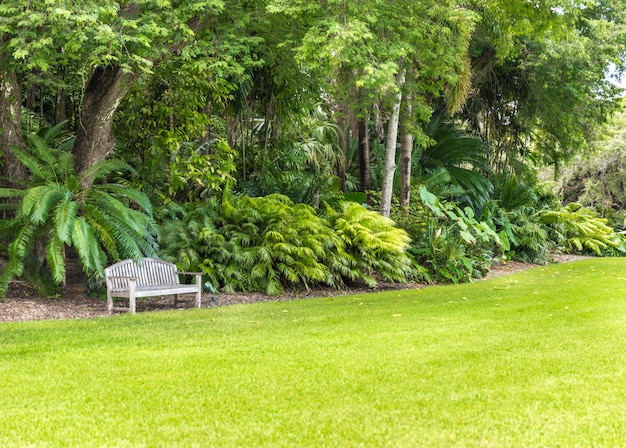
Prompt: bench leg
<box><xmin>174</xmin><ymin>294</ymin><xmax>179</xmax><ymax>308</ymax></box>
<box><xmin>195</xmin><ymin>274</ymin><xmax>202</xmax><ymax>308</ymax></box>
<box><xmin>107</xmin><ymin>291</ymin><xmax>113</xmax><ymax>313</ymax></box>
<box><xmin>129</xmin><ymin>279</ymin><xmax>137</xmax><ymax>313</ymax></box>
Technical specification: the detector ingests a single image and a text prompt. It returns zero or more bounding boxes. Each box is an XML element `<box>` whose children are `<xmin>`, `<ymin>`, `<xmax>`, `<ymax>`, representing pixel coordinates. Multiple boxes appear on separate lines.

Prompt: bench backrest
<box><xmin>105</xmin><ymin>258</ymin><xmax>180</xmax><ymax>290</ymax></box>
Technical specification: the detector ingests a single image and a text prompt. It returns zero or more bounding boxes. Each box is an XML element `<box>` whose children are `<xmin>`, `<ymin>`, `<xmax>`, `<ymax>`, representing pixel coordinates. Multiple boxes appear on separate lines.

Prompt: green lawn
<box><xmin>2</xmin><ymin>258</ymin><xmax>626</xmax><ymax>447</ymax></box>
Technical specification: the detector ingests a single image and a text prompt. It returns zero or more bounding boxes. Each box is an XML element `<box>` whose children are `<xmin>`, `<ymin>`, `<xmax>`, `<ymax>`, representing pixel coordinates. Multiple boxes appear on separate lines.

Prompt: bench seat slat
<box><xmin>109</xmin><ymin>284</ymin><xmax>199</xmax><ymax>297</ymax></box>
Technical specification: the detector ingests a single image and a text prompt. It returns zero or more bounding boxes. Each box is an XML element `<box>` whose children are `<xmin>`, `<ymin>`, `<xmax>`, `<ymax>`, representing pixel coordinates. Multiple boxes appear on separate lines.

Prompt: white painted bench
<box><xmin>105</xmin><ymin>258</ymin><xmax>202</xmax><ymax>313</ymax></box>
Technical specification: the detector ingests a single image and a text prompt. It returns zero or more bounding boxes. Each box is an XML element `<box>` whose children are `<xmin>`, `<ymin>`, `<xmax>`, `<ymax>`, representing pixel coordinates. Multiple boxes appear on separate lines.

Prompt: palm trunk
<box><xmin>336</xmin><ymin>113</ymin><xmax>348</xmax><ymax>193</ymax></box>
<box><xmin>399</xmin><ymin>99</ymin><xmax>413</xmax><ymax>211</ymax></box>
<box><xmin>379</xmin><ymin>68</ymin><xmax>405</xmax><ymax>218</ymax></box>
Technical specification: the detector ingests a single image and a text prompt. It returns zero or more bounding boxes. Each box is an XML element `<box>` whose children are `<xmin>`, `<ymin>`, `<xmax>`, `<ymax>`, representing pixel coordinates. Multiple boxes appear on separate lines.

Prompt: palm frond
<box><xmin>9</xmin><ymin>145</ymin><xmax>57</xmax><ymax>183</ymax></box>
<box><xmin>81</xmin><ymin>159</ymin><xmax>136</xmax><ymax>185</ymax></box>
<box><xmin>71</xmin><ymin>217</ymin><xmax>106</xmax><ymax>276</ymax></box>
<box><xmin>54</xmin><ymin>195</ymin><xmax>79</xmax><ymax>244</ymax></box>
<box><xmin>46</xmin><ymin>235</ymin><xmax>66</xmax><ymax>284</ymax></box>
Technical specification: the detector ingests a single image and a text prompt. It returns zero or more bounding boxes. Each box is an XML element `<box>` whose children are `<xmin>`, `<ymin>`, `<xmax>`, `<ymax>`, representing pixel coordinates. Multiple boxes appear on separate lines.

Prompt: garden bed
<box><xmin>0</xmin><ymin>255</ymin><xmax>589</xmax><ymax>322</ymax></box>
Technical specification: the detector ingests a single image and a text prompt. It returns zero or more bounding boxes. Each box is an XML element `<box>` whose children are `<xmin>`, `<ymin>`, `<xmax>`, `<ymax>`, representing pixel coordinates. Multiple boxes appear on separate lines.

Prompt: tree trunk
<box><xmin>399</xmin><ymin>100</ymin><xmax>413</xmax><ymax>212</ymax></box>
<box><xmin>358</xmin><ymin>117</ymin><xmax>371</xmax><ymax>192</ymax></box>
<box><xmin>379</xmin><ymin>68</ymin><xmax>406</xmax><ymax>218</ymax></box>
<box><xmin>0</xmin><ymin>67</ymin><xmax>28</xmax><ymax>188</ymax></box>
<box><xmin>336</xmin><ymin>112</ymin><xmax>348</xmax><ymax>193</ymax></box>
<box><xmin>73</xmin><ymin>65</ymin><xmax>141</xmax><ymax>188</ymax></box>
<box><xmin>399</xmin><ymin>125</ymin><xmax>413</xmax><ymax>211</ymax></box>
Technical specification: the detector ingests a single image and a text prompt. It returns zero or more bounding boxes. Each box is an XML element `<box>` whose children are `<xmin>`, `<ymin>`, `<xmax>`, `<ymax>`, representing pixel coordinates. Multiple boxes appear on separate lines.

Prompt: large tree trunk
<box><xmin>73</xmin><ymin>65</ymin><xmax>141</xmax><ymax>188</ymax></box>
<box><xmin>0</xmin><ymin>66</ymin><xmax>28</xmax><ymax>188</ymax></box>
<box><xmin>358</xmin><ymin>117</ymin><xmax>371</xmax><ymax>192</ymax></box>
<box><xmin>379</xmin><ymin>68</ymin><xmax>405</xmax><ymax>218</ymax></box>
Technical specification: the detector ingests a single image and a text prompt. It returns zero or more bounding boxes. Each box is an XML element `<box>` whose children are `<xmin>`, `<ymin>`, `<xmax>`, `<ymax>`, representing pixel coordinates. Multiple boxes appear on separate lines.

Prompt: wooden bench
<box><xmin>105</xmin><ymin>258</ymin><xmax>202</xmax><ymax>313</ymax></box>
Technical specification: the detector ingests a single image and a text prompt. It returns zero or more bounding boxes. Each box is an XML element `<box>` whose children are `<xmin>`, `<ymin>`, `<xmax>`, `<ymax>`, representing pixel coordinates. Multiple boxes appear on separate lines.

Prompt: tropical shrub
<box><xmin>415</xmin><ymin>187</ymin><xmax>502</xmax><ymax>282</ymax></box>
<box><xmin>161</xmin><ymin>195</ymin><xmax>340</xmax><ymax>294</ymax></box>
<box><xmin>482</xmin><ymin>203</ymin><xmax>552</xmax><ymax>264</ymax></box>
<box><xmin>539</xmin><ymin>203</ymin><xmax>622</xmax><ymax>256</ymax></box>
<box><xmin>159</xmin><ymin>194</ymin><xmax>415</xmax><ymax>294</ymax></box>
<box><xmin>484</xmin><ymin>175</ymin><xmax>559</xmax><ymax>264</ymax></box>
<box><xmin>0</xmin><ymin>125</ymin><xmax>158</xmax><ymax>296</ymax></box>
<box><xmin>387</xmin><ymin>186</ymin><xmax>502</xmax><ymax>283</ymax></box>
<box><xmin>323</xmin><ymin>201</ymin><xmax>416</xmax><ymax>287</ymax></box>
<box><xmin>164</xmin><ymin>139</ymin><xmax>238</xmax><ymax>203</ymax></box>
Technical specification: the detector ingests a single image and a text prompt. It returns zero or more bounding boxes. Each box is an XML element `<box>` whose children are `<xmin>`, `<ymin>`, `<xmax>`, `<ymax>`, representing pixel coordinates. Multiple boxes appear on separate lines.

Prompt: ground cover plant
<box><xmin>2</xmin><ymin>258</ymin><xmax>626</xmax><ymax>446</ymax></box>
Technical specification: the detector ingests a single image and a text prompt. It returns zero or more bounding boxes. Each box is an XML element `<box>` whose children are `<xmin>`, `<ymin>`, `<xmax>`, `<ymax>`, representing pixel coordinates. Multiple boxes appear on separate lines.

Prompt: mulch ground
<box><xmin>0</xmin><ymin>256</ymin><xmax>590</xmax><ymax>323</ymax></box>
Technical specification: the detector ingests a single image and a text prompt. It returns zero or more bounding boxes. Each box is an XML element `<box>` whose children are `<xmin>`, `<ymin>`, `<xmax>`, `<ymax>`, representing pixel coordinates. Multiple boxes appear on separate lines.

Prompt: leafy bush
<box><xmin>539</xmin><ymin>203</ymin><xmax>621</xmax><ymax>256</ymax></box>
<box><xmin>389</xmin><ymin>186</ymin><xmax>502</xmax><ymax>283</ymax></box>
<box><xmin>483</xmin><ymin>175</ymin><xmax>560</xmax><ymax>264</ymax></box>
<box><xmin>482</xmin><ymin>203</ymin><xmax>552</xmax><ymax>265</ymax></box>
<box><xmin>0</xmin><ymin>125</ymin><xmax>158</xmax><ymax>296</ymax></box>
<box><xmin>159</xmin><ymin>194</ymin><xmax>415</xmax><ymax>294</ymax></box>
<box><xmin>323</xmin><ymin>201</ymin><xmax>416</xmax><ymax>287</ymax></box>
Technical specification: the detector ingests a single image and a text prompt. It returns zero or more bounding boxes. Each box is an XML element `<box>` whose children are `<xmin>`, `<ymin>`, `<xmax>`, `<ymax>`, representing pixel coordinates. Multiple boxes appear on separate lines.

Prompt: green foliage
<box><xmin>323</xmin><ymin>201</ymin><xmax>415</xmax><ymax>287</ymax></box>
<box><xmin>415</xmin><ymin>111</ymin><xmax>493</xmax><ymax>211</ymax></box>
<box><xmin>465</xmin><ymin>1</ymin><xmax>626</xmax><ymax>176</ymax></box>
<box><xmin>555</xmin><ymin>125</ymin><xmax>626</xmax><ymax>222</ymax></box>
<box><xmin>162</xmin><ymin>139</ymin><xmax>237</xmax><ymax>202</ymax></box>
<box><xmin>238</xmin><ymin>111</ymin><xmax>343</xmax><ymax>205</ymax></box>
<box><xmin>482</xmin><ymin>175</ymin><xmax>559</xmax><ymax>264</ymax></box>
<box><xmin>0</xmin><ymin>125</ymin><xmax>158</xmax><ymax>296</ymax></box>
<box><xmin>0</xmin><ymin>0</ymin><xmax>225</xmax><ymax>74</ymax></box>
<box><xmin>387</xmin><ymin>186</ymin><xmax>501</xmax><ymax>283</ymax></box>
<box><xmin>539</xmin><ymin>203</ymin><xmax>621</xmax><ymax>256</ymax></box>
<box><xmin>482</xmin><ymin>202</ymin><xmax>552</xmax><ymax>265</ymax></box>
<box><xmin>159</xmin><ymin>194</ymin><xmax>415</xmax><ymax>294</ymax></box>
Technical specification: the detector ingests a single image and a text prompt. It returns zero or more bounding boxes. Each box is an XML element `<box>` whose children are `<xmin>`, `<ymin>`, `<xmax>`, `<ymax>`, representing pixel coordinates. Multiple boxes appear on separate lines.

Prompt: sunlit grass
<box><xmin>2</xmin><ymin>258</ymin><xmax>626</xmax><ymax>446</ymax></box>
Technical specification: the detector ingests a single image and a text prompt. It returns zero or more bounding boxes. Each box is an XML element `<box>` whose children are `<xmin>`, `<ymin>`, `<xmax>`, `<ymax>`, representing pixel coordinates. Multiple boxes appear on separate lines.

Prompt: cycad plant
<box><xmin>0</xmin><ymin>124</ymin><xmax>158</xmax><ymax>296</ymax></box>
<box><xmin>414</xmin><ymin>111</ymin><xmax>493</xmax><ymax>211</ymax></box>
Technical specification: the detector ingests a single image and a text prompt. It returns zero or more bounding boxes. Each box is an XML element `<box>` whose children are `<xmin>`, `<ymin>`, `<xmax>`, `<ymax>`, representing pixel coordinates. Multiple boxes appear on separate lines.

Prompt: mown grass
<box><xmin>2</xmin><ymin>258</ymin><xmax>626</xmax><ymax>447</ymax></box>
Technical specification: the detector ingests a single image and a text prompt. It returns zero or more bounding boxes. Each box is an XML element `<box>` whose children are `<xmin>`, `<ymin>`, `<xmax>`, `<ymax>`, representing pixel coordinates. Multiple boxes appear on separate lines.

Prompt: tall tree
<box><xmin>268</xmin><ymin>0</ymin><xmax>478</xmax><ymax>216</ymax></box>
<box><xmin>0</xmin><ymin>0</ymin><xmax>225</xmax><ymax>188</ymax></box>
<box><xmin>463</xmin><ymin>0</ymin><xmax>626</xmax><ymax>177</ymax></box>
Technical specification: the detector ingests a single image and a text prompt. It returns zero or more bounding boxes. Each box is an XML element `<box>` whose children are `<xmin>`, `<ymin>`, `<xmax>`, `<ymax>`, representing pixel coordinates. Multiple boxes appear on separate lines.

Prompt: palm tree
<box><xmin>414</xmin><ymin>111</ymin><xmax>493</xmax><ymax>211</ymax></box>
<box><xmin>0</xmin><ymin>123</ymin><xmax>158</xmax><ymax>296</ymax></box>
